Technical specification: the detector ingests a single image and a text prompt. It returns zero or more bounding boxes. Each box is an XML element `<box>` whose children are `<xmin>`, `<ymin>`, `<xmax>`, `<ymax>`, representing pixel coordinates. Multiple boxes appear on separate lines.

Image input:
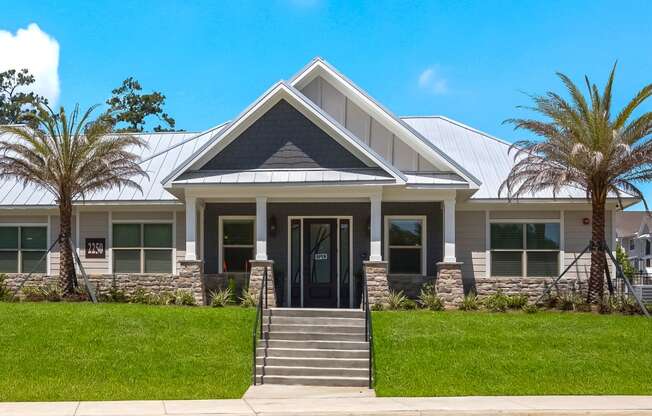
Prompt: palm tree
<box><xmin>0</xmin><ymin>105</ymin><xmax>147</xmax><ymax>295</ymax></box>
<box><xmin>500</xmin><ymin>64</ymin><xmax>652</xmax><ymax>302</ymax></box>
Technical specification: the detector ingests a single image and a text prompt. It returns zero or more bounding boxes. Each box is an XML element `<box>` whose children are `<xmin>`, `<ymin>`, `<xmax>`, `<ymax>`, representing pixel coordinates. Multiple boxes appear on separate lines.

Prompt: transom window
<box><xmin>220</xmin><ymin>217</ymin><xmax>255</xmax><ymax>273</ymax></box>
<box><xmin>113</xmin><ymin>223</ymin><xmax>173</xmax><ymax>273</ymax></box>
<box><xmin>490</xmin><ymin>222</ymin><xmax>560</xmax><ymax>277</ymax></box>
<box><xmin>385</xmin><ymin>216</ymin><xmax>426</xmax><ymax>275</ymax></box>
<box><xmin>0</xmin><ymin>226</ymin><xmax>47</xmax><ymax>273</ymax></box>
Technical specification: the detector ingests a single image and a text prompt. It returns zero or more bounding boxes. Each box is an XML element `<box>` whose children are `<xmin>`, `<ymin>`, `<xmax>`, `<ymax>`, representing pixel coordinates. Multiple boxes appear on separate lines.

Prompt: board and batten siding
<box><xmin>455</xmin><ymin>211</ymin><xmax>486</xmax><ymax>283</ymax></box>
<box><xmin>300</xmin><ymin>76</ymin><xmax>437</xmax><ymax>172</ymax></box>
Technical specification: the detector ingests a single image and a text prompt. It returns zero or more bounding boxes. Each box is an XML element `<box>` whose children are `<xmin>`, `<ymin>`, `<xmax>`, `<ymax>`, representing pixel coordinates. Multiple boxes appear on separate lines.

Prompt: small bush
<box><xmin>21</xmin><ymin>284</ymin><xmax>62</xmax><ymax>302</ymax></box>
<box><xmin>556</xmin><ymin>292</ymin><xmax>577</xmax><ymax>311</ymax></box>
<box><xmin>103</xmin><ymin>282</ymin><xmax>128</xmax><ymax>303</ymax></box>
<box><xmin>371</xmin><ymin>302</ymin><xmax>384</xmax><ymax>311</ymax></box>
<box><xmin>21</xmin><ymin>286</ymin><xmax>45</xmax><ymax>301</ymax></box>
<box><xmin>598</xmin><ymin>295</ymin><xmax>617</xmax><ymax>314</ymax></box>
<box><xmin>506</xmin><ymin>294</ymin><xmax>528</xmax><ymax>309</ymax></box>
<box><xmin>618</xmin><ymin>295</ymin><xmax>641</xmax><ymax>315</ymax></box>
<box><xmin>239</xmin><ymin>289</ymin><xmax>257</xmax><ymax>308</ymax></box>
<box><xmin>0</xmin><ymin>274</ymin><xmax>12</xmax><ymax>301</ymax></box>
<box><xmin>483</xmin><ymin>291</ymin><xmax>509</xmax><ymax>312</ymax></box>
<box><xmin>173</xmin><ymin>290</ymin><xmax>196</xmax><ymax>306</ymax></box>
<box><xmin>522</xmin><ymin>304</ymin><xmax>539</xmax><ymax>314</ymax></box>
<box><xmin>458</xmin><ymin>293</ymin><xmax>479</xmax><ymax>311</ymax></box>
<box><xmin>210</xmin><ymin>287</ymin><xmax>233</xmax><ymax>307</ymax></box>
<box><xmin>227</xmin><ymin>277</ymin><xmax>238</xmax><ymax>303</ymax></box>
<box><xmin>129</xmin><ymin>288</ymin><xmax>148</xmax><ymax>304</ymax></box>
<box><xmin>403</xmin><ymin>299</ymin><xmax>418</xmax><ymax>310</ymax></box>
<box><xmin>387</xmin><ymin>290</ymin><xmax>408</xmax><ymax>310</ymax></box>
<box><xmin>417</xmin><ymin>284</ymin><xmax>444</xmax><ymax>311</ymax></box>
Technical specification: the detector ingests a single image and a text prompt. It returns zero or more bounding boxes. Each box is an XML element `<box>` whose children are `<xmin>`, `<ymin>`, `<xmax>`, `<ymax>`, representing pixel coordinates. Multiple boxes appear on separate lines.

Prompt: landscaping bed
<box><xmin>373</xmin><ymin>310</ymin><xmax>652</xmax><ymax>396</ymax></box>
<box><xmin>0</xmin><ymin>303</ymin><xmax>254</xmax><ymax>401</ymax></box>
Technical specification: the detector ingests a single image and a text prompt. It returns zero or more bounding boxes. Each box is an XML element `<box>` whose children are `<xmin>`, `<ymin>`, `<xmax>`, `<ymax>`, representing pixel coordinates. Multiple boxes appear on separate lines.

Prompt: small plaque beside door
<box><xmin>314</xmin><ymin>253</ymin><xmax>328</xmax><ymax>260</ymax></box>
<box><xmin>85</xmin><ymin>238</ymin><xmax>106</xmax><ymax>258</ymax></box>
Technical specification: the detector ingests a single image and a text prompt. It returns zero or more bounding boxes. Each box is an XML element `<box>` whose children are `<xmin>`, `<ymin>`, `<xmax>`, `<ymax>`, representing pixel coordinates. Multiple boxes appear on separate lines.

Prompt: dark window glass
<box><xmin>114</xmin><ymin>249</ymin><xmax>141</xmax><ymax>273</ymax></box>
<box><xmin>22</xmin><ymin>251</ymin><xmax>47</xmax><ymax>273</ymax></box>
<box><xmin>0</xmin><ymin>251</ymin><xmax>18</xmax><ymax>273</ymax></box>
<box><xmin>490</xmin><ymin>224</ymin><xmax>523</xmax><ymax>249</ymax></box>
<box><xmin>309</xmin><ymin>223</ymin><xmax>331</xmax><ymax>284</ymax></box>
<box><xmin>527</xmin><ymin>252</ymin><xmax>558</xmax><ymax>277</ymax></box>
<box><xmin>526</xmin><ymin>223</ymin><xmax>560</xmax><ymax>249</ymax></box>
<box><xmin>21</xmin><ymin>227</ymin><xmax>46</xmax><ymax>250</ymax></box>
<box><xmin>0</xmin><ymin>227</ymin><xmax>18</xmax><ymax>249</ymax></box>
<box><xmin>223</xmin><ymin>220</ymin><xmax>254</xmax><ymax>245</ymax></box>
<box><xmin>113</xmin><ymin>224</ymin><xmax>141</xmax><ymax>247</ymax></box>
<box><xmin>646</xmin><ymin>240</ymin><xmax>651</xmax><ymax>256</ymax></box>
<box><xmin>647</xmin><ymin>259</ymin><xmax>651</xmax><ymax>268</ymax></box>
<box><xmin>223</xmin><ymin>247</ymin><xmax>252</xmax><ymax>273</ymax></box>
<box><xmin>144</xmin><ymin>224</ymin><xmax>172</xmax><ymax>248</ymax></box>
<box><xmin>389</xmin><ymin>248</ymin><xmax>421</xmax><ymax>274</ymax></box>
<box><xmin>290</xmin><ymin>220</ymin><xmax>301</xmax><ymax>284</ymax></box>
<box><xmin>144</xmin><ymin>249</ymin><xmax>172</xmax><ymax>273</ymax></box>
<box><xmin>491</xmin><ymin>251</ymin><xmax>522</xmax><ymax>276</ymax></box>
<box><xmin>388</xmin><ymin>220</ymin><xmax>422</xmax><ymax>246</ymax></box>
<box><xmin>339</xmin><ymin>220</ymin><xmax>350</xmax><ymax>285</ymax></box>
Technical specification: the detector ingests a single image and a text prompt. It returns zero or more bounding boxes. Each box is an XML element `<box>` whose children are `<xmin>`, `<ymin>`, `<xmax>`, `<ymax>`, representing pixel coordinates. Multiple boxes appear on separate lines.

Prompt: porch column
<box><xmin>369</xmin><ymin>194</ymin><xmax>382</xmax><ymax>261</ymax></box>
<box><xmin>443</xmin><ymin>198</ymin><xmax>456</xmax><ymax>262</ymax></box>
<box><xmin>255</xmin><ymin>196</ymin><xmax>268</xmax><ymax>260</ymax></box>
<box><xmin>185</xmin><ymin>196</ymin><xmax>197</xmax><ymax>261</ymax></box>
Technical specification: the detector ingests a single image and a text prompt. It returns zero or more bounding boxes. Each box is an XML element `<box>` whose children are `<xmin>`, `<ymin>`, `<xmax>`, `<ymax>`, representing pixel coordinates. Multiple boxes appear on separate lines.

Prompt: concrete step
<box><xmin>255</xmin><ymin>375</ymin><xmax>369</xmax><ymax>387</ymax></box>
<box><xmin>264</xmin><ymin>324</ymin><xmax>365</xmax><ymax>334</ymax></box>
<box><xmin>257</xmin><ymin>365</ymin><xmax>368</xmax><ymax>378</ymax></box>
<box><xmin>259</xmin><ymin>339</ymin><xmax>369</xmax><ymax>350</ymax></box>
<box><xmin>264</xmin><ymin>331</ymin><xmax>366</xmax><ymax>342</ymax></box>
<box><xmin>256</xmin><ymin>356</ymin><xmax>368</xmax><ymax>368</ymax></box>
<box><xmin>257</xmin><ymin>347</ymin><xmax>369</xmax><ymax>359</ymax></box>
<box><xmin>264</xmin><ymin>316</ymin><xmax>365</xmax><ymax>326</ymax></box>
<box><xmin>264</xmin><ymin>308</ymin><xmax>365</xmax><ymax>319</ymax></box>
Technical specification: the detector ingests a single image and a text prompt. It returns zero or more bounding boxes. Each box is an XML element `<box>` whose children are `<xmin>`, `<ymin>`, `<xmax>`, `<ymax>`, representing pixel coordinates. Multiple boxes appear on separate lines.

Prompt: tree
<box><xmin>500</xmin><ymin>64</ymin><xmax>652</xmax><ymax>302</ymax></box>
<box><xmin>104</xmin><ymin>77</ymin><xmax>177</xmax><ymax>132</ymax></box>
<box><xmin>0</xmin><ymin>68</ymin><xmax>48</xmax><ymax>126</ymax></box>
<box><xmin>615</xmin><ymin>243</ymin><xmax>635</xmax><ymax>280</ymax></box>
<box><xmin>0</xmin><ymin>105</ymin><xmax>147</xmax><ymax>294</ymax></box>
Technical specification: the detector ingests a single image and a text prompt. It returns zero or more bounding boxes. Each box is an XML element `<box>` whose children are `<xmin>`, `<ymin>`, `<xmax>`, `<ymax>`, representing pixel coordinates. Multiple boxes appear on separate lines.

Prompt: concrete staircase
<box><xmin>256</xmin><ymin>308</ymin><xmax>370</xmax><ymax>387</ymax></box>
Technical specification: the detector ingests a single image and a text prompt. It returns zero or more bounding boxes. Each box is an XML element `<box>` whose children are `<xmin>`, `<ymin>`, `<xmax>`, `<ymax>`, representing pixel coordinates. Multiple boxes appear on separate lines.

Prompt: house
<box><xmin>616</xmin><ymin>211</ymin><xmax>652</xmax><ymax>274</ymax></box>
<box><xmin>0</xmin><ymin>57</ymin><xmax>636</xmax><ymax>308</ymax></box>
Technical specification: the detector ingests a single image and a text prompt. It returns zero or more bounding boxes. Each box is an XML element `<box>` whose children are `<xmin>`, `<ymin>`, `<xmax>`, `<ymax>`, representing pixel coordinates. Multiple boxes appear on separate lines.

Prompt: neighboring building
<box><xmin>616</xmin><ymin>211</ymin><xmax>652</xmax><ymax>274</ymax></box>
<box><xmin>0</xmin><ymin>58</ymin><xmax>637</xmax><ymax>307</ymax></box>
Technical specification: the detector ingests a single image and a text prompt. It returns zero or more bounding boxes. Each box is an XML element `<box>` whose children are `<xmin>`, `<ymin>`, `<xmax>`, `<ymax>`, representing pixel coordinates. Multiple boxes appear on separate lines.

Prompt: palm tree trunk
<box><xmin>588</xmin><ymin>196</ymin><xmax>606</xmax><ymax>303</ymax></box>
<box><xmin>59</xmin><ymin>199</ymin><xmax>77</xmax><ymax>295</ymax></box>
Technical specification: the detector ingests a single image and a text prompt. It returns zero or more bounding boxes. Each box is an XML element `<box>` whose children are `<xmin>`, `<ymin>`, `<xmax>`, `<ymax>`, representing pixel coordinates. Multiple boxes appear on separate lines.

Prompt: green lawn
<box><xmin>373</xmin><ymin>310</ymin><xmax>652</xmax><ymax>396</ymax></box>
<box><xmin>0</xmin><ymin>303</ymin><xmax>254</xmax><ymax>401</ymax></box>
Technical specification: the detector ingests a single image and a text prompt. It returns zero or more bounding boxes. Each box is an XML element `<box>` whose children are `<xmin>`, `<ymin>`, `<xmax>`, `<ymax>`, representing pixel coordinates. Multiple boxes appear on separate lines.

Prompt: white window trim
<box><xmin>218</xmin><ymin>216</ymin><xmax>256</xmax><ymax>274</ymax></box>
<box><xmin>0</xmin><ymin>223</ymin><xmax>49</xmax><ymax>274</ymax></box>
<box><xmin>111</xmin><ymin>221</ymin><xmax>174</xmax><ymax>274</ymax></box>
<box><xmin>384</xmin><ymin>215</ymin><xmax>427</xmax><ymax>276</ymax></box>
<box><xmin>488</xmin><ymin>218</ymin><xmax>563</xmax><ymax>278</ymax></box>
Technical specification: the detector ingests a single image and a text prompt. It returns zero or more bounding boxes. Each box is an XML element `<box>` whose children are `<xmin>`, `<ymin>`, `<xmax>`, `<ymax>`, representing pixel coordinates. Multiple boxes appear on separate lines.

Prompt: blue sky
<box><xmin>1</xmin><ymin>0</ymin><xmax>651</xmax><ymax>208</ymax></box>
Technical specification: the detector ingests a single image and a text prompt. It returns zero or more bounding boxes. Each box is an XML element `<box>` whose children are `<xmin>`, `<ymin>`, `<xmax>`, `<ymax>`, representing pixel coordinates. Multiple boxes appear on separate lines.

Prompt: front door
<box><xmin>303</xmin><ymin>219</ymin><xmax>338</xmax><ymax>308</ymax></box>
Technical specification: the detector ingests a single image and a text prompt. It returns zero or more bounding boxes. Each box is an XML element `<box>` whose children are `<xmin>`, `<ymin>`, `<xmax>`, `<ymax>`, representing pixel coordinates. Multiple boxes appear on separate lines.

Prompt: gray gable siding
<box><xmin>201</xmin><ymin>100</ymin><xmax>369</xmax><ymax>170</ymax></box>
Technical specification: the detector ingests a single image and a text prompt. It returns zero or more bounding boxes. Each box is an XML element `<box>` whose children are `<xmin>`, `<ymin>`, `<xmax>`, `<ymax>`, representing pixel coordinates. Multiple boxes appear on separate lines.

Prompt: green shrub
<box><xmin>210</xmin><ymin>288</ymin><xmax>233</xmax><ymax>307</ymax></box>
<box><xmin>227</xmin><ymin>277</ymin><xmax>238</xmax><ymax>303</ymax></box>
<box><xmin>522</xmin><ymin>303</ymin><xmax>539</xmax><ymax>314</ymax></box>
<box><xmin>506</xmin><ymin>294</ymin><xmax>528</xmax><ymax>309</ymax></box>
<box><xmin>618</xmin><ymin>295</ymin><xmax>641</xmax><ymax>315</ymax></box>
<box><xmin>417</xmin><ymin>284</ymin><xmax>444</xmax><ymax>311</ymax></box>
<box><xmin>21</xmin><ymin>286</ymin><xmax>45</xmax><ymax>301</ymax></box>
<box><xmin>458</xmin><ymin>293</ymin><xmax>479</xmax><ymax>311</ymax></box>
<box><xmin>403</xmin><ymin>299</ymin><xmax>418</xmax><ymax>310</ymax></box>
<box><xmin>387</xmin><ymin>290</ymin><xmax>408</xmax><ymax>310</ymax></box>
<box><xmin>556</xmin><ymin>292</ymin><xmax>577</xmax><ymax>311</ymax></box>
<box><xmin>103</xmin><ymin>281</ymin><xmax>128</xmax><ymax>303</ymax></box>
<box><xmin>0</xmin><ymin>274</ymin><xmax>12</xmax><ymax>301</ymax></box>
<box><xmin>483</xmin><ymin>291</ymin><xmax>509</xmax><ymax>312</ymax></box>
<box><xmin>173</xmin><ymin>290</ymin><xmax>196</xmax><ymax>306</ymax></box>
<box><xmin>21</xmin><ymin>284</ymin><xmax>62</xmax><ymax>302</ymax></box>
<box><xmin>129</xmin><ymin>288</ymin><xmax>148</xmax><ymax>304</ymax></box>
<box><xmin>598</xmin><ymin>295</ymin><xmax>617</xmax><ymax>314</ymax></box>
<box><xmin>371</xmin><ymin>302</ymin><xmax>384</xmax><ymax>311</ymax></box>
<box><xmin>239</xmin><ymin>289</ymin><xmax>257</xmax><ymax>308</ymax></box>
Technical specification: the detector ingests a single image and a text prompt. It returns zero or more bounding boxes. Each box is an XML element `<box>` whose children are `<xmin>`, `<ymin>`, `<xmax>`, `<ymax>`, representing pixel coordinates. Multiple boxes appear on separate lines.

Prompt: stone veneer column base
<box><xmin>249</xmin><ymin>260</ymin><xmax>276</xmax><ymax>308</ymax></box>
<box><xmin>436</xmin><ymin>262</ymin><xmax>464</xmax><ymax>308</ymax></box>
<box><xmin>178</xmin><ymin>260</ymin><xmax>205</xmax><ymax>305</ymax></box>
<box><xmin>363</xmin><ymin>261</ymin><xmax>389</xmax><ymax>306</ymax></box>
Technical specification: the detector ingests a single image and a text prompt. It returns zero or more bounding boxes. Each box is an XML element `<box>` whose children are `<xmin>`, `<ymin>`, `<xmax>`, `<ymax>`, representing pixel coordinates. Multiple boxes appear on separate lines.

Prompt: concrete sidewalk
<box><xmin>1</xmin><ymin>388</ymin><xmax>652</xmax><ymax>416</ymax></box>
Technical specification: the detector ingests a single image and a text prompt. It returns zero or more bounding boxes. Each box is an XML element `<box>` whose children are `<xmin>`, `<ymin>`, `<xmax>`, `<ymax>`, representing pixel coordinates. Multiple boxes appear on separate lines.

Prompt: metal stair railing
<box><xmin>362</xmin><ymin>270</ymin><xmax>374</xmax><ymax>388</ymax></box>
<box><xmin>251</xmin><ymin>267</ymin><xmax>268</xmax><ymax>385</ymax></box>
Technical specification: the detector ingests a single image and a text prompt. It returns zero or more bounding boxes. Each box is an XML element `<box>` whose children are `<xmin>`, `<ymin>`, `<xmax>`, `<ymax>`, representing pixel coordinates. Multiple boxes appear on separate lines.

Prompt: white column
<box><xmin>443</xmin><ymin>199</ymin><xmax>456</xmax><ymax>262</ymax></box>
<box><xmin>255</xmin><ymin>196</ymin><xmax>268</xmax><ymax>260</ymax></box>
<box><xmin>369</xmin><ymin>194</ymin><xmax>382</xmax><ymax>261</ymax></box>
<box><xmin>185</xmin><ymin>196</ymin><xmax>197</xmax><ymax>261</ymax></box>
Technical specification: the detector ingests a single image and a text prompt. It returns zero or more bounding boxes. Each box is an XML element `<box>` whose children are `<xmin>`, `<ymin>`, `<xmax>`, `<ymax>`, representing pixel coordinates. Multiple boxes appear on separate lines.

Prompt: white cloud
<box><xmin>0</xmin><ymin>23</ymin><xmax>60</xmax><ymax>105</ymax></box>
<box><xmin>418</xmin><ymin>65</ymin><xmax>448</xmax><ymax>95</ymax></box>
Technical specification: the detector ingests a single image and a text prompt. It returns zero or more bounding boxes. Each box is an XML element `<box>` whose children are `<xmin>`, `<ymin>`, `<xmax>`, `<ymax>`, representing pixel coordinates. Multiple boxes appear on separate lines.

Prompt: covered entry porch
<box><xmin>180</xmin><ymin>187</ymin><xmax>460</xmax><ymax>308</ymax></box>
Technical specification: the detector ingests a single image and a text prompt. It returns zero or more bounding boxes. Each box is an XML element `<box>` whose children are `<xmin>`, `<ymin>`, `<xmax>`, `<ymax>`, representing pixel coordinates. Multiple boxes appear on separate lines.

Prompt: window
<box><xmin>490</xmin><ymin>222</ymin><xmax>560</xmax><ymax>277</ymax></box>
<box><xmin>220</xmin><ymin>218</ymin><xmax>254</xmax><ymax>273</ymax></box>
<box><xmin>113</xmin><ymin>223</ymin><xmax>173</xmax><ymax>273</ymax></box>
<box><xmin>0</xmin><ymin>226</ymin><xmax>47</xmax><ymax>273</ymax></box>
<box><xmin>647</xmin><ymin>259</ymin><xmax>651</xmax><ymax>268</ymax></box>
<box><xmin>630</xmin><ymin>239</ymin><xmax>635</xmax><ymax>251</ymax></box>
<box><xmin>385</xmin><ymin>217</ymin><xmax>425</xmax><ymax>275</ymax></box>
<box><xmin>646</xmin><ymin>240</ymin><xmax>651</xmax><ymax>256</ymax></box>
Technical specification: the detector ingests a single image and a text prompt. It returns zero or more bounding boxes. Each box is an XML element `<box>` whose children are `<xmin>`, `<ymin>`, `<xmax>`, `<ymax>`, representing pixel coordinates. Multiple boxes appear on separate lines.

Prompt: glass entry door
<box><xmin>303</xmin><ymin>219</ymin><xmax>338</xmax><ymax>308</ymax></box>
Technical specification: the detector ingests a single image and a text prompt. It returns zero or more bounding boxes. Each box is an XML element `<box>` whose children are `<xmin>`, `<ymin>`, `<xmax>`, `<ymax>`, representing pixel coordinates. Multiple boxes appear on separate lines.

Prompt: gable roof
<box><xmin>290</xmin><ymin>57</ymin><xmax>481</xmax><ymax>188</ymax></box>
<box><xmin>162</xmin><ymin>81</ymin><xmax>407</xmax><ymax>187</ymax></box>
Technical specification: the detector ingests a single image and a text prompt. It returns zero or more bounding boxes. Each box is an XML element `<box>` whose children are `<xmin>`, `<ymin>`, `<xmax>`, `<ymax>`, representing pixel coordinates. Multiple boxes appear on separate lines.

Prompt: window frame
<box><xmin>384</xmin><ymin>215</ymin><xmax>427</xmax><ymax>276</ymax></box>
<box><xmin>489</xmin><ymin>219</ymin><xmax>562</xmax><ymax>278</ymax></box>
<box><xmin>218</xmin><ymin>216</ymin><xmax>256</xmax><ymax>274</ymax></box>
<box><xmin>0</xmin><ymin>223</ymin><xmax>49</xmax><ymax>274</ymax></box>
<box><xmin>111</xmin><ymin>221</ymin><xmax>174</xmax><ymax>274</ymax></box>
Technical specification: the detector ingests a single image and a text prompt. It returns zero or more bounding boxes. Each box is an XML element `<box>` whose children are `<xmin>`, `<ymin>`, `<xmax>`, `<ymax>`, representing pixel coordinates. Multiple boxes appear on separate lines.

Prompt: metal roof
<box><xmin>173</xmin><ymin>168</ymin><xmax>395</xmax><ymax>185</ymax></box>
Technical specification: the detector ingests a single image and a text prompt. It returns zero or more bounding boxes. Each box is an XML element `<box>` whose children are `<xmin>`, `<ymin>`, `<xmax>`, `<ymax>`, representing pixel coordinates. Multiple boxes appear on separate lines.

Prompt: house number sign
<box><xmin>85</xmin><ymin>238</ymin><xmax>106</xmax><ymax>259</ymax></box>
<box><xmin>314</xmin><ymin>253</ymin><xmax>328</xmax><ymax>260</ymax></box>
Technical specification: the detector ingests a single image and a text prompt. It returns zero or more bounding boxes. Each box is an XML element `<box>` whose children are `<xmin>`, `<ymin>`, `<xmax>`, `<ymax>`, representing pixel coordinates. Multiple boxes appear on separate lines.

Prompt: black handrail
<box><xmin>362</xmin><ymin>271</ymin><xmax>374</xmax><ymax>388</ymax></box>
<box><xmin>251</xmin><ymin>267</ymin><xmax>268</xmax><ymax>385</ymax></box>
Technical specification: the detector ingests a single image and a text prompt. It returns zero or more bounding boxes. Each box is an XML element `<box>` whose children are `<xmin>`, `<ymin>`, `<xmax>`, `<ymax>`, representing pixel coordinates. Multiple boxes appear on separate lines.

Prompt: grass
<box><xmin>373</xmin><ymin>310</ymin><xmax>652</xmax><ymax>397</ymax></box>
<box><xmin>0</xmin><ymin>303</ymin><xmax>254</xmax><ymax>401</ymax></box>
